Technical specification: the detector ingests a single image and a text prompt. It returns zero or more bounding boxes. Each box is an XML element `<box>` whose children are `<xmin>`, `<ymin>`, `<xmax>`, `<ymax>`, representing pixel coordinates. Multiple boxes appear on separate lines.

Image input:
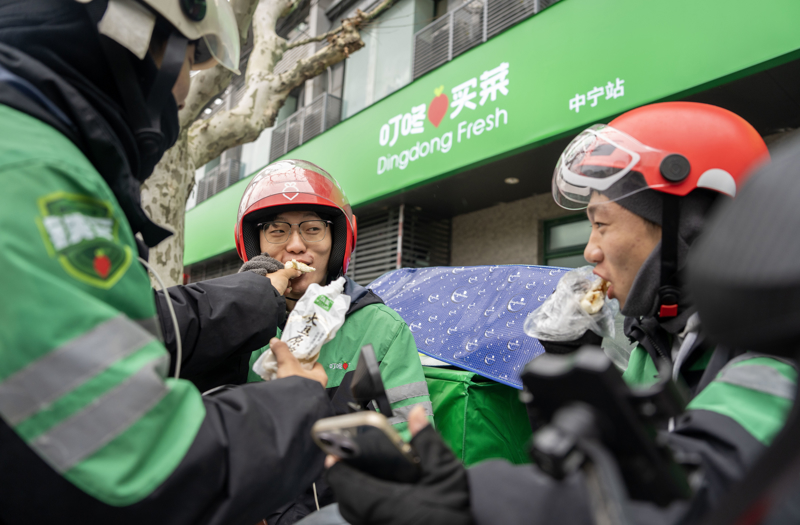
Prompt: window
<box><xmin>544</xmin><ymin>215</ymin><xmax>590</xmax><ymax>268</ymax></box>
<box><xmin>341</xmin><ymin>0</ymin><xmax>433</xmax><ymax>118</ymax></box>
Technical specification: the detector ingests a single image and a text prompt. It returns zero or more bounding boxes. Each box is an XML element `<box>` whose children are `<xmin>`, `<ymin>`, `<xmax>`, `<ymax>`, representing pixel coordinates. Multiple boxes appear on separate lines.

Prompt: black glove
<box><xmin>238</xmin><ymin>254</ymin><xmax>284</xmax><ymax>276</ymax></box>
<box><xmin>326</xmin><ymin>425</ymin><xmax>474</xmax><ymax>525</ymax></box>
<box><xmin>539</xmin><ymin>329</ymin><xmax>603</xmax><ymax>355</ymax></box>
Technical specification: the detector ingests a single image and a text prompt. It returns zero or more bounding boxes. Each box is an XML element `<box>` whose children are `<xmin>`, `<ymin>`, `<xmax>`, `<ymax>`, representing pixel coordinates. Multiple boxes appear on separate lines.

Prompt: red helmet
<box><xmin>235</xmin><ymin>159</ymin><xmax>357</xmax><ymax>276</ymax></box>
<box><xmin>553</xmin><ymin>102</ymin><xmax>769</xmax><ymax>209</ymax></box>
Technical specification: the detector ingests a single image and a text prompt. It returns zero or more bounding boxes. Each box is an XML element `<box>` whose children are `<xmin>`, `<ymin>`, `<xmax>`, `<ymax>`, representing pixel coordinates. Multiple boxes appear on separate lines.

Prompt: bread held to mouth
<box><xmin>285</xmin><ymin>259</ymin><xmax>316</xmax><ymax>273</ymax></box>
<box><xmin>580</xmin><ymin>279</ymin><xmax>609</xmax><ymax>315</ymax></box>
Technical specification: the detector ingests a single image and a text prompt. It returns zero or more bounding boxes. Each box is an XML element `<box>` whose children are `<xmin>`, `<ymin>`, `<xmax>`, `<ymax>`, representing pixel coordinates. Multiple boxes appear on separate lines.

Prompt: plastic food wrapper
<box><xmin>253</xmin><ymin>276</ymin><xmax>351</xmax><ymax>381</ymax></box>
<box><xmin>524</xmin><ymin>266</ymin><xmax>619</xmax><ymax>342</ymax></box>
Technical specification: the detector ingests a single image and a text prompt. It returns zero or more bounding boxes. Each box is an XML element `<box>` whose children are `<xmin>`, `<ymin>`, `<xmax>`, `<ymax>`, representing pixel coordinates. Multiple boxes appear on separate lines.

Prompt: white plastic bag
<box><xmin>253</xmin><ymin>276</ymin><xmax>351</xmax><ymax>381</ymax></box>
<box><xmin>524</xmin><ymin>266</ymin><xmax>619</xmax><ymax>342</ymax></box>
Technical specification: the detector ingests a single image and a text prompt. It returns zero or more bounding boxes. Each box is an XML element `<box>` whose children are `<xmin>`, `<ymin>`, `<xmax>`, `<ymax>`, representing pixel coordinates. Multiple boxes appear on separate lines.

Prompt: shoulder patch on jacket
<box><xmin>36</xmin><ymin>192</ymin><xmax>132</xmax><ymax>289</ymax></box>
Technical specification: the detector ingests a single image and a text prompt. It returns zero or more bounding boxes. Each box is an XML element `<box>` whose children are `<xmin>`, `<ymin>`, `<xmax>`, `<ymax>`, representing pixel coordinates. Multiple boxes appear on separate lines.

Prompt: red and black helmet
<box><xmin>235</xmin><ymin>160</ymin><xmax>357</xmax><ymax>277</ymax></box>
<box><xmin>553</xmin><ymin>102</ymin><xmax>769</xmax><ymax>209</ymax></box>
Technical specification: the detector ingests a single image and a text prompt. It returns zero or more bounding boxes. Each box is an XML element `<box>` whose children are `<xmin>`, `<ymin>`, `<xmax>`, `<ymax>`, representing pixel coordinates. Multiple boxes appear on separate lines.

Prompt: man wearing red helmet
<box><xmin>319</xmin><ymin>103</ymin><xmax>796</xmax><ymax>525</ymax></box>
<box><xmin>235</xmin><ymin>159</ymin><xmax>433</xmax><ymax>525</ymax></box>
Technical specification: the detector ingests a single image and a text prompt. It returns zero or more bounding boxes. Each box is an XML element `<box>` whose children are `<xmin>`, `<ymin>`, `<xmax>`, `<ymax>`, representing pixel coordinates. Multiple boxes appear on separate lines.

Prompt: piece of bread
<box><xmin>285</xmin><ymin>259</ymin><xmax>316</xmax><ymax>273</ymax></box>
<box><xmin>580</xmin><ymin>279</ymin><xmax>608</xmax><ymax>314</ymax></box>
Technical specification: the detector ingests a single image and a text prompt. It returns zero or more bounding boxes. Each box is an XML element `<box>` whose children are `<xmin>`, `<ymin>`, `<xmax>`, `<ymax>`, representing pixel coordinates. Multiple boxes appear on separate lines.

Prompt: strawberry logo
<box><xmin>427</xmin><ymin>85</ymin><xmax>449</xmax><ymax>127</ymax></box>
<box><xmin>93</xmin><ymin>249</ymin><xmax>112</xmax><ymax>279</ymax></box>
<box><xmin>342</xmin><ymin>362</ymin><xmax>349</xmax><ymax>370</ymax></box>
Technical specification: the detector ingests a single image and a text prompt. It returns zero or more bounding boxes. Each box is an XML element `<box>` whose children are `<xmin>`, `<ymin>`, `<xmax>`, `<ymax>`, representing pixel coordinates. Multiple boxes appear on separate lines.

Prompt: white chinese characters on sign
<box><xmin>569</xmin><ymin>78</ymin><xmax>625</xmax><ymax>113</ymax></box>
<box><xmin>377</xmin><ymin>62</ymin><xmax>511</xmax><ymax>146</ymax></box>
<box><xmin>479</xmin><ymin>63</ymin><xmax>510</xmax><ymax>105</ymax></box>
<box><xmin>450</xmin><ymin>78</ymin><xmax>477</xmax><ymax>119</ymax></box>
<box><xmin>379</xmin><ymin>104</ymin><xmax>427</xmax><ymax>147</ymax></box>
<box><xmin>450</xmin><ymin>62</ymin><xmax>509</xmax><ymax>119</ymax></box>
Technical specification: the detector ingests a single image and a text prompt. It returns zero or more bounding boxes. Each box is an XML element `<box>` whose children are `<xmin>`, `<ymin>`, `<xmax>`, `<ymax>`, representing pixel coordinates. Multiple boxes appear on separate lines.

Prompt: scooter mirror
<box><xmin>350</xmin><ymin>344</ymin><xmax>394</xmax><ymax>417</ymax></box>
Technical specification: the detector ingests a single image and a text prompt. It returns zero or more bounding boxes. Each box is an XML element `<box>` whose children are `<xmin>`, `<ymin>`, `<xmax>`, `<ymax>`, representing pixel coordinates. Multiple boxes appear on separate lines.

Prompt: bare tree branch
<box><xmin>286</xmin><ymin>26</ymin><xmax>343</xmax><ymax>49</ymax></box>
<box><xmin>187</xmin><ymin>0</ymin><xmax>399</xmax><ymax>168</ymax></box>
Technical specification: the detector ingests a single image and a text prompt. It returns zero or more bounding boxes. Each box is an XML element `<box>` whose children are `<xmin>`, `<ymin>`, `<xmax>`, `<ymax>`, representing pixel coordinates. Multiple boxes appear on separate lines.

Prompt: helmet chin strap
<box><xmin>658</xmin><ymin>194</ymin><xmax>681</xmax><ymax>318</ymax></box>
<box><xmin>85</xmin><ymin>1</ymin><xmax>187</xmax><ymax>180</ymax></box>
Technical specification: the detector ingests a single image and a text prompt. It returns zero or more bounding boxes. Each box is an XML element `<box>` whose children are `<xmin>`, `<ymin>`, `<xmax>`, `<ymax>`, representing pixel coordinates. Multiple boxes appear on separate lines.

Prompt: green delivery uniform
<box><xmin>250</xmin><ymin>276</ymin><xmax>433</xmax><ymax>441</ymax></box>
<box><xmin>0</xmin><ymin>102</ymin><xmax>333</xmax><ymax>523</ymax></box>
<box><xmin>621</xmin><ymin>313</ymin><xmax>795</xmax><ymax>512</ymax></box>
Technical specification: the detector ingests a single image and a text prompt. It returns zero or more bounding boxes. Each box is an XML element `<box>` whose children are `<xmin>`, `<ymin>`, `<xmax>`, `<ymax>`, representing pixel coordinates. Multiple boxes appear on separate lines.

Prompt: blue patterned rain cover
<box><xmin>368</xmin><ymin>265</ymin><xmax>569</xmax><ymax>389</ymax></box>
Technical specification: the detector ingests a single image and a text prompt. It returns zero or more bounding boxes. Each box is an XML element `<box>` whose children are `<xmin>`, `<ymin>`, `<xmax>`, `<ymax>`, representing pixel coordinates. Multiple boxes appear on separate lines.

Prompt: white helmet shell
<box><xmin>79</xmin><ymin>0</ymin><xmax>240</xmax><ymax>74</ymax></box>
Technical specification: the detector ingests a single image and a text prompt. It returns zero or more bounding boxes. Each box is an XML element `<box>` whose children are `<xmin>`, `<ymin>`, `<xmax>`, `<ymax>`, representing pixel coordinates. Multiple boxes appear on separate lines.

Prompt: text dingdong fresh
<box><xmin>377</xmin><ymin>131</ymin><xmax>453</xmax><ymax>174</ymax></box>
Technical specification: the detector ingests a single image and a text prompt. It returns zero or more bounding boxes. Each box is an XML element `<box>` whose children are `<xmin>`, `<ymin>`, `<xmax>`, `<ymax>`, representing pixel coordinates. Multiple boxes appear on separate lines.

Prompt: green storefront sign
<box><xmin>185</xmin><ymin>0</ymin><xmax>800</xmax><ymax>265</ymax></box>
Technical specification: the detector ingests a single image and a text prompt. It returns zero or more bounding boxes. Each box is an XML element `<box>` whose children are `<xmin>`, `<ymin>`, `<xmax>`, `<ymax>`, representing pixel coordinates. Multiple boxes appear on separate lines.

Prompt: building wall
<box><xmin>450</xmin><ymin>192</ymin><xmax>576</xmax><ymax>266</ymax></box>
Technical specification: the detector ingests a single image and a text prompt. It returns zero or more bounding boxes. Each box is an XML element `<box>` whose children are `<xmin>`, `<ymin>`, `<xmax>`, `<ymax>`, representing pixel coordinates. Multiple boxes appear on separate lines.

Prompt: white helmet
<box><xmin>78</xmin><ymin>0</ymin><xmax>240</xmax><ymax>73</ymax></box>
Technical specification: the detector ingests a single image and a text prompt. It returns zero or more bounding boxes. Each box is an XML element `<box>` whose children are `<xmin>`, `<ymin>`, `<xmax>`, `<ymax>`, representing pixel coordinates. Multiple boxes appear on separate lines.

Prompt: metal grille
<box><xmin>347</xmin><ymin>209</ymin><xmax>401</xmax><ymax>286</ymax></box>
<box><xmin>452</xmin><ymin>0</ymin><xmax>485</xmax><ymax>58</ymax></box>
<box><xmin>487</xmin><ymin>0</ymin><xmax>536</xmax><ymax>38</ymax></box>
<box><xmin>195</xmin><ymin>159</ymin><xmax>241</xmax><ymax>205</ymax></box>
<box><xmin>185</xmin><ymin>251</ymin><xmax>242</xmax><ymax>283</ymax></box>
<box><xmin>413</xmin><ymin>15</ymin><xmax>451</xmax><ymax>80</ymax></box>
<box><xmin>413</xmin><ymin>0</ymin><xmax>560</xmax><ymax>78</ymax></box>
<box><xmin>347</xmin><ymin>206</ymin><xmax>452</xmax><ymax>286</ymax></box>
<box><xmin>270</xmin><ymin>93</ymin><xmax>342</xmax><ymax>161</ymax></box>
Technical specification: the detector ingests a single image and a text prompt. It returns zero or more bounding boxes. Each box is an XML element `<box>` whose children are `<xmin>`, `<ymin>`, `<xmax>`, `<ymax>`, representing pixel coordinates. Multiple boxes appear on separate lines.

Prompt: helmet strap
<box><xmin>658</xmin><ymin>194</ymin><xmax>681</xmax><ymax>318</ymax></box>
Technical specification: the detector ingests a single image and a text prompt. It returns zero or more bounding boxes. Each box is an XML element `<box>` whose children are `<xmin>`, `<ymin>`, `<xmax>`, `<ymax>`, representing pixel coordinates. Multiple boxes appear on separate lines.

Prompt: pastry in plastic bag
<box><xmin>253</xmin><ymin>277</ymin><xmax>350</xmax><ymax>380</ymax></box>
<box><xmin>524</xmin><ymin>266</ymin><xmax>619</xmax><ymax>342</ymax></box>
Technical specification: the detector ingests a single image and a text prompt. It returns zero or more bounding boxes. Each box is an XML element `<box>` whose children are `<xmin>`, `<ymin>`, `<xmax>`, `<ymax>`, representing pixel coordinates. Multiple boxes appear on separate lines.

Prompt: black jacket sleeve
<box><xmin>155</xmin><ymin>272</ymin><xmax>286</xmax><ymax>391</ymax></box>
<box><xmin>467</xmin><ymin>460</ymin><xmax>594</xmax><ymax>525</ymax></box>
<box><xmin>0</xmin><ymin>377</ymin><xmax>334</xmax><ymax>525</ymax></box>
<box><xmin>466</xmin><ymin>410</ymin><xmax>766</xmax><ymax>525</ymax></box>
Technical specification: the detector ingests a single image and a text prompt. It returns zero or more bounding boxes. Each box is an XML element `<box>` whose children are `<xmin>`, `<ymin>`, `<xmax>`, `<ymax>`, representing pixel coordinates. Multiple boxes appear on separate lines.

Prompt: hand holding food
<box><xmin>524</xmin><ymin>266</ymin><xmax>619</xmax><ymax>343</ymax></box>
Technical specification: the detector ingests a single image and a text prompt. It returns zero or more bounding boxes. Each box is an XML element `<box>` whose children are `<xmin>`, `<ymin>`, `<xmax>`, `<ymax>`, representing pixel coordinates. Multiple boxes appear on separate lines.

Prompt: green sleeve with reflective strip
<box><xmin>0</xmin><ymin>106</ymin><xmax>205</xmax><ymax>506</ymax></box>
<box><xmin>688</xmin><ymin>356</ymin><xmax>796</xmax><ymax>445</ymax></box>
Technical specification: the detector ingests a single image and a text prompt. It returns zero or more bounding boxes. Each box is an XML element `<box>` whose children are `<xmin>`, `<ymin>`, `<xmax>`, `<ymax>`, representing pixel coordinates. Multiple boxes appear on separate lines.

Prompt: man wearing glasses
<box><xmin>235</xmin><ymin>159</ymin><xmax>433</xmax><ymax>525</ymax></box>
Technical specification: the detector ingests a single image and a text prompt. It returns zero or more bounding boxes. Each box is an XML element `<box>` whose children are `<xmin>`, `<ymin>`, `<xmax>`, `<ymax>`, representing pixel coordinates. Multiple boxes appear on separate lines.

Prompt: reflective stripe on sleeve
<box><xmin>717</xmin><ymin>364</ymin><xmax>796</xmax><ymax>400</ymax></box>
<box><xmin>387</xmin><ymin>401</ymin><xmax>434</xmax><ymax>425</ymax></box>
<box><xmin>29</xmin><ymin>356</ymin><xmax>170</xmax><ymax>473</ymax></box>
<box><xmin>0</xmin><ymin>315</ymin><xmax>155</xmax><ymax>425</ymax></box>
<box><xmin>386</xmin><ymin>381</ymin><xmax>430</xmax><ymax>404</ymax></box>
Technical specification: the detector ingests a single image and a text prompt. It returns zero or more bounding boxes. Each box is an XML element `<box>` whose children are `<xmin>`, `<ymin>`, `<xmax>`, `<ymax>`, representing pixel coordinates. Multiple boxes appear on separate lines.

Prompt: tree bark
<box><xmin>142</xmin><ymin>0</ymin><xmax>397</xmax><ymax>287</ymax></box>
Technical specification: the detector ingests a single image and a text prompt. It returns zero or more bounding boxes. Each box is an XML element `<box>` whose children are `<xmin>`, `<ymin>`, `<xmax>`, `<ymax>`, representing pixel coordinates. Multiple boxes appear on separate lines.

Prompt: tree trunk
<box><xmin>140</xmin><ymin>129</ymin><xmax>192</xmax><ymax>286</ymax></box>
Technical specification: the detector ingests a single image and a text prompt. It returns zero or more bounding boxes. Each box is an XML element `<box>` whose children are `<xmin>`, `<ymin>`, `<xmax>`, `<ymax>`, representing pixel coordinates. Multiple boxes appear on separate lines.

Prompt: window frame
<box><xmin>543</xmin><ymin>214</ymin><xmax>591</xmax><ymax>267</ymax></box>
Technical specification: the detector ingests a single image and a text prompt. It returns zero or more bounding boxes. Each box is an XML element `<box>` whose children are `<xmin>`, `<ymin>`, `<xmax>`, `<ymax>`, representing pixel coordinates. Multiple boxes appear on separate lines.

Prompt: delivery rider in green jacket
<box><xmin>322</xmin><ymin>102</ymin><xmax>798</xmax><ymax>525</ymax></box>
<box><xmin>0</xmin><ymin>1</ymin><xmax>337</xmax><ymax>524</ymax></box>
<box><xmin>234</xmin><ymin>159</ymin><xmax>433</xmax><ymax>524</ymax></box>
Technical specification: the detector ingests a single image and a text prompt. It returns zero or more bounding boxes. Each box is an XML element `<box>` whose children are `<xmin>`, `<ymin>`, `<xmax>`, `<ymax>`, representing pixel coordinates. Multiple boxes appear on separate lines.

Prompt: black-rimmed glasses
<box><xmin>257</xmin><ymin>220</ymin><xmax>332</xmax><ymax>244</ymax></box>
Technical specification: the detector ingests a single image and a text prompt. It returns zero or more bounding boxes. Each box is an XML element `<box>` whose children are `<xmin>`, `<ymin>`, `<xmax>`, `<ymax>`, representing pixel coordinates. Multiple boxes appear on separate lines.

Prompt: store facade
<box><xmin>184</xmin><ymin>0</ymin><xmax>800</xmax><ymax>283</ymax></box>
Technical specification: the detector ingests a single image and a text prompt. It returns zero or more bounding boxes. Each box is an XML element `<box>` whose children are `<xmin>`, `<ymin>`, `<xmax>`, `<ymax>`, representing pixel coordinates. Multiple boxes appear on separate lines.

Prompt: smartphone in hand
<box><xmin>313</xmin><ymin>411</ymin><xmax>422</xmax><ymax>483</ymax></box>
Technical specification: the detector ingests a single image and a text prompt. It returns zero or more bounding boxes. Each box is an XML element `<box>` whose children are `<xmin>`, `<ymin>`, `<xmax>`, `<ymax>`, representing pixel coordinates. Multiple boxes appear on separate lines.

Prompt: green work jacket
<box><xmin>250</xmin><ymin>281</ymin><xmax>433</xmax><ymax>442</ymax></box>
<box><xmin>0</xmin><ymin>104</ymin><xmax>333</xmax><ymax>523</ymax></box>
